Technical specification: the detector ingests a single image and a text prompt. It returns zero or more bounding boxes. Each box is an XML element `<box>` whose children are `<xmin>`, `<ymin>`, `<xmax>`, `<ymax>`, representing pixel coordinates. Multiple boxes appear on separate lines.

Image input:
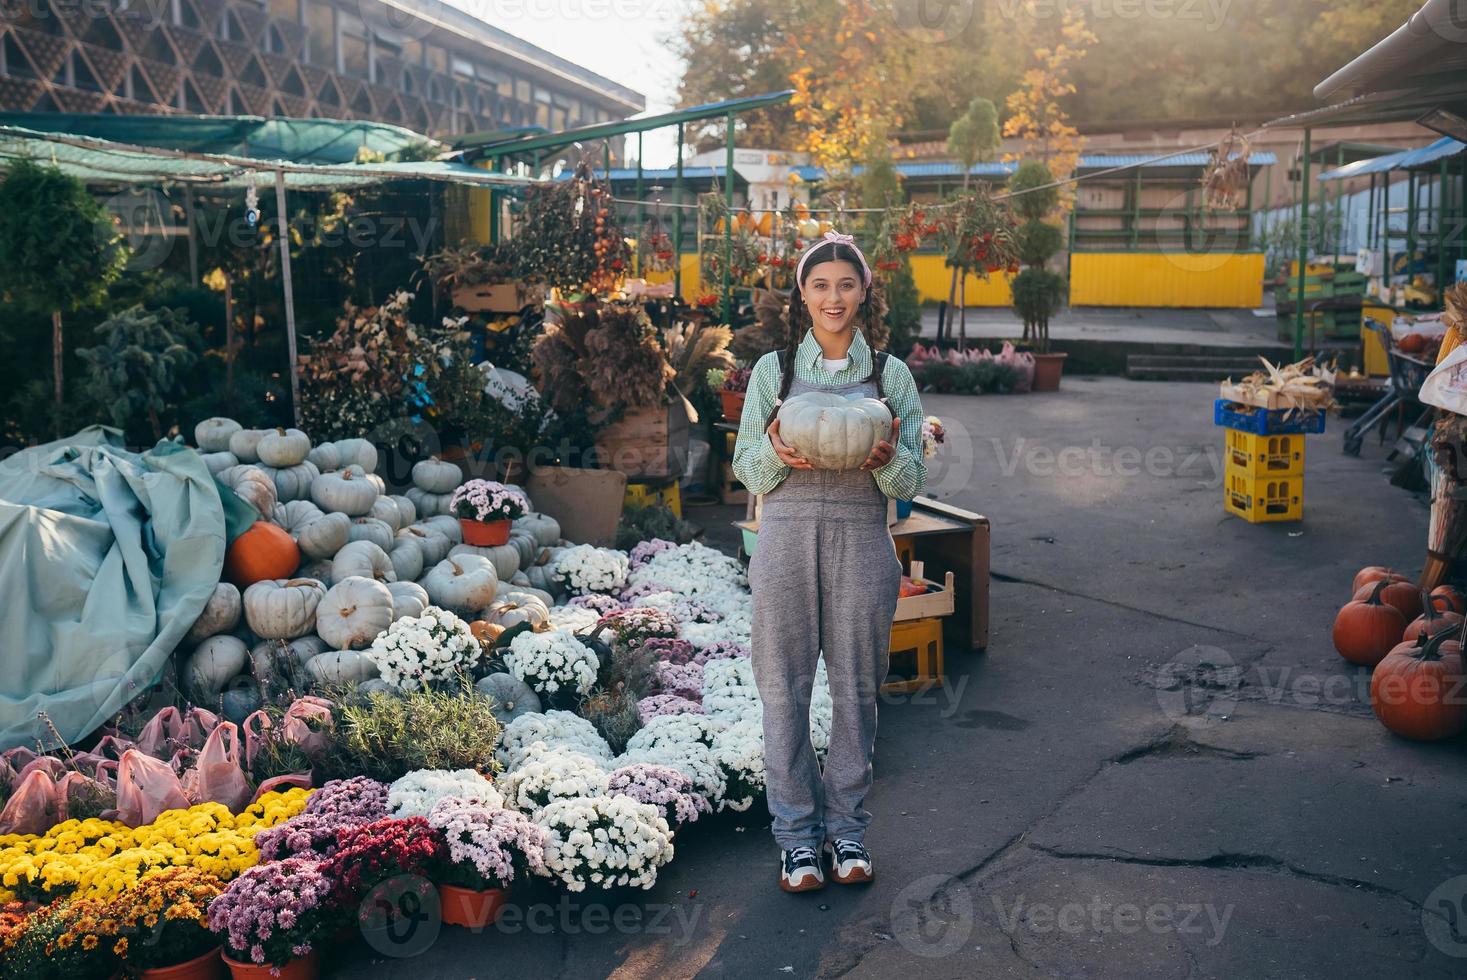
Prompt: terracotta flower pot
<box><xmin>720</xmin><ymin>389</ymin><xmax>746</xmax><ymax>422</ymax></box>
<box><xmin>1030</xmin><ymin>352</ymin><xmax>1067</xmax><ymax>392</ymax></box>
<box><xmin>439</xmin><ymin>884</ymin><xmax>509</xmax><ymax>929</ymax></box>
<box><xmin>222</xmin><ymin>951</ymin><xmax>318</xmax><ymax>980</ymax></box>
<box><xmin>141</xmin><ymin>948</ymin><xmax>226</xmax><ymax>980</ymax></box>
<box><xmin>461</xmin><ymin>518</ymin><xmax>511</xmax><ymax>546</ymax></box>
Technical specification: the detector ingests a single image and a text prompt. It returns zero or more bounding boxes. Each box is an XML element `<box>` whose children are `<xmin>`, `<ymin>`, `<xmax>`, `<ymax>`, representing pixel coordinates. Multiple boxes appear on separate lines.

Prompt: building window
<box><xmin>304</xmin><ymin>0</ymin><xmax>332</xmax><ymax>66</ymax></box>
<box><xmin>263</xmin><ymin>23</ymin><xmax>286</xmax><ymax>54</ymax></box>
<box><xmin>339</xmin><ymin>10</ymin><xmax>368</xmax><ymax>77</ymax></box>
<box><xmin>268</xmin><ymin>0</ymin><xmax>299</xmax><ymax>22</ymax></box>
<box><xmin>451</xmin><ymin>55</ymin><xmax>473</xmax><ymax>78</ymax></box>
<box><xmin>402</xmin><ymin>39</ymin><xmax>422</xmax><ymax>65</ymax></box>
<box><xmin>515</xmin><ymin>79</ymin><xmax>529</xmax><ymax>103</ymax></box>
<box><xmin>426</xmin><ymin>45</ymin><xmax>447</xmax><ymax>73</ymax></box>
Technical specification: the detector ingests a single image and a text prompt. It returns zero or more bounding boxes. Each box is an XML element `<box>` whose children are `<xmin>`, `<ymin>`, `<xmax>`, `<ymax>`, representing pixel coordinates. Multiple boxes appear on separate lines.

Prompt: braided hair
<box><xmin>766</xmin><ymin>240</ymin><xmax>889</xmax><ymax>431</ymax></box>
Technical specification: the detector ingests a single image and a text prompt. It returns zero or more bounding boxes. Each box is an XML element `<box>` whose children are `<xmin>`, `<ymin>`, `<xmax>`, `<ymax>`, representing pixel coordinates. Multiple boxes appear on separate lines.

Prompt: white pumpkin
<box><xmin>389</xmin><ymin>495</ymin><xmax>418</xmax><ymax>527</ymax></box>
<box><xmin>386</xmin><ymin>580</ymin><xmax>430</xmax><ymax>621</ymax></box>
<box><xmin>182</xmin><ymin>635</ymin><xmax>249</xmax><ymax>700</ymax></box>
<box><xmin>243</xmin><ymin>577</ymin><xmax>327</xmax><ymax>640</ymax></box>
<box><xmin>520</xmin><ymin>560</ymin><xmax>562</xmax><ymax>598</ymax></box>
<box><xmin>218</xmin><ymin>464</ymin><xmax>277</xmax><ymax>516</ymax></box>
<box><xmin>388</xmin><ymin>536</ymin><xmax>424</xmax><ymax>583</ymax></box>
<box><xmin>334</xmin><ymin>437</ymin><xmax>378</xmax><ymax>473</ymax></box>
<box><xmin>260</xmin><ymin>460</ymin><xmax>319</xmax><ymax>502</ymax></box>
<box><xmin>200</xmin><ymin>450</ymin><xmax>239</xmax><ymax>476</ymax></box>
<box><xmin>504</xmin><ymin>530</ymin><xmax>539</xmax><ymax>570</ymax></box>
<box><xmin>295</xmin><ymin>512</ymin><xmax>352</xmax><ymax>560</ymax></box>
<box><xmin>396</xmin><ymin>525</ymin><xmax>452</xmax><ymax>565</ymax></box>
<box><xmin>306</xmin><ymin>650</ymin><xmax>380</xmax><ymax>686</ymax></box>
<box><xmin>307</xmin><ymin>441</ymin><xmax>341</xmax><ymax>472</ymax></box>
<box><xmin>421</xmin><ymin>555</ymin><xmax>498</xmax><ymax>615</ymax></box>
<box><xmin>227</xmin><ymin>428</ymin><xmax>268</xmax><ymax>464</ymax></box>
<box><xmin>220</xmin><ymin>676</ymin><xmax>263</xmax><ymax>724</ymax></box>
<box><xmin>331</xmin><ymin>540</ymin><xmax>396</xmax><ymax>584</ymax></box>
<box><xmin>512</xmin><ymin>512</ymin><xmax>561</xmax><ymax>547</ymax></box>
<box><xmin>196</xmin><ymin>417</ymin><xmax>242</xmax><ymax>453</ymax></box>
<box><xmin>273</xmin><ymin>499</ymin><xmax>324</xmax><ymax>530</ymax></box>
<box><xmin>412</xmin><ymin>455</ymin><xmax>462</xmax><ymax>494</ymax></box>
<box><xmin>506</xmin><ymin>582</ymin><xmax>555</xmax><ymax>608</ymax></box>
<box><xmin>257</xmin><ymin>427</ymin><xmax>311</xmax><ymax>467</ymax></box>
<box><xmin>775</xmin><ymin>391</ymin><xmax>893</xmax><ymax>471</ymax></box>
<box><xmin>297</xmin><ymin>558</ymin><xmax>334</xmax><ymax>582</ymax></box>
<box><xmin>184</xmin><ymin>582</ymin><xmax>242</xmax><ymax>644</ymax></box>
<box><xmin>248</xmin><ymin>637</ymin><xmax>303</xmax><ymax>695</ymax></box>
<box><xmin>317</xmin><ymin>577</ymin><xmax>394</xmax><ymax>650</ymax></box>
<box><xmin>475</xmin><ymin>672</ymin><xmax>541</xmax><ymax>724</ymax></box>
<box><xmin>421</xmin><ymin>514</ymin><xmax>464</xmax><ymax>544</ymax></box>
<box><xmin>349</xmin><ymin>517</ymin><xmax>395</xmax><ymax>553</ymax></box>
<box><xmin>406</xmin><ymin>486</ymin><xmax>453</xmax><ymax>518</ymax></box>
<box><xmin>311</xmin><ymin>465</ymin><xmax>377</xmax><ymax>516</ymax></box>
<box><xmin>369</xmin><ymin>497</ymin><xmax>404</xmax><ymax>531</ymax></box>
<box><xmin>449</xmin><ymin>542</ymin><xmax>519</xmax><ymax>581</ymax></box>
<box><xmin>479</xmin><ymin>591</ymin><xmax>551</xmax><ymax>630</ymax></box>
<box><xmin>366</xmin><ymin>473</ymin><xmax>386</xmax><ymax>494</ymax></box>
<box><xmin>278</xmin><ymin>634</ymin><xmax>329</xmax><ymax>672</ymax></box>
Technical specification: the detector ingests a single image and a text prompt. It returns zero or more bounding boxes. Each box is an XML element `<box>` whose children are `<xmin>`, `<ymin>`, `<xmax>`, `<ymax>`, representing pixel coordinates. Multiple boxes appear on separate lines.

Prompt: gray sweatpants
<box><xmin>749</xmin><ymin>467</ymin><xmax>902</xmax><ymax>850</ymax></box>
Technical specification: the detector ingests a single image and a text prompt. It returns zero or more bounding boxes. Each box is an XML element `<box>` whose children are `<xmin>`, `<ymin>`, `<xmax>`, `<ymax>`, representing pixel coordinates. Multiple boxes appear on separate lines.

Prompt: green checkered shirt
<box><xmin>731</xmin><ymin>328</ymin><xmax>927</xmax><ymax>499</ymax></box>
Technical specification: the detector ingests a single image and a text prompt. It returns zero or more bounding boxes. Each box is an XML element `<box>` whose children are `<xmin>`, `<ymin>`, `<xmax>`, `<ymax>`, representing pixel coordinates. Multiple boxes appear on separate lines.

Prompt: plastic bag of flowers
<box><xmin>535</xmin><ymin>795</ymin><xmax>674</xmax><ymax>892</ymax></box>
<box><xmin>206</xmin><ymin>857</ymin><xmax>334</xmax><ymax>975</ymax></box>
<box><xmin>425</xmin><ymin>797</ymin><xmax>548</xmax><ymax>927</ymax></box>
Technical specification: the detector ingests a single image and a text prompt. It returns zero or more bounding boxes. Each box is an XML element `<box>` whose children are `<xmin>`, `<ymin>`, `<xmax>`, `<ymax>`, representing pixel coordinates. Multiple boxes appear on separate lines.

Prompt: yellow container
<box><xmin>1224</xmin><ymin>429</ymin><xmax>1305</xmax><ymax>478</ymax></box>
<box><xmin>884</xmin><ymin>616</ymin><xmax>945</xmax><ymax>694</ymax></box>
<box><xmin>624</xmin><ymin>480</ymin><xmax>682</xmax><ymax>518</ymax></box>
<box><xmin>1224</xmin><ymin>469</ymin><xmax>1303</xmax><ymax>523</ymax></box>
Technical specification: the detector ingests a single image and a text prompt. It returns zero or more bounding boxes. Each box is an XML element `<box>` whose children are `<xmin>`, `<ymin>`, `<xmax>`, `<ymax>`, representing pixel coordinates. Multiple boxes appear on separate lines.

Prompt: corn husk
<box><xmin>1422</xmin><ymin>414</ymin><xmax>1467</xmax><ymax>589</ymax></box>
<box><xmin>1220</xmin><ymin>356</ymin><xmax>1337</xmax><ymax>415</ymax></box>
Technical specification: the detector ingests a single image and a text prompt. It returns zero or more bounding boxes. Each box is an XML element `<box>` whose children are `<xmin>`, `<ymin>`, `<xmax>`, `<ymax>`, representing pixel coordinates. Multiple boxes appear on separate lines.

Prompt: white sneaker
<box><xmin>825</xmin><ymin>838</ymin><xmax>874</xmax><ymax>884</ymax></box>
<box><xmin>780</xmin><ymin>845</ymin><xmax>825</xmax><ymax>893</ymax></box>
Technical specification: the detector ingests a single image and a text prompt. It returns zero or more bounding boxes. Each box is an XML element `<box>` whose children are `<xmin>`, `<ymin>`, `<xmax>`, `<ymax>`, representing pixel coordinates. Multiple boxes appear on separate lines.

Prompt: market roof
<box><xmin>0</xmin><ymin>113</ymin><xmax>439</xmax><ymax>164</ymax></box>
<box><xmin>1318</xmin><ymin>136</ymin><xmax>1466</xmax><ymax>179</ymax></box>
<box><xmin>573</xmin><ymin>167</ymin><xmax>732</xmax><ymax>182</ymax></box>
<box><xmin>1306</xmin><ymin>141</ymin><xmax>1402</xmax><ymax>164</ymax></box>
<box><xmin>1266</xmin><ymin>0</ymin><xmax>1467</xmax><ymax>130</ymax></box>
<box><xmin>787</xmin><ymin>151</ymin><xmax>1274</xmax><ymax>183</ymax></box>
<box><xmin>0</xmin><ymin>123</ymin><xmax>540</xmax><ymax>190</ymax></box>
<box><xmin>455</xmin><ymin>91</ymin><xmax>796</xmax><ymax>160</ymax></box>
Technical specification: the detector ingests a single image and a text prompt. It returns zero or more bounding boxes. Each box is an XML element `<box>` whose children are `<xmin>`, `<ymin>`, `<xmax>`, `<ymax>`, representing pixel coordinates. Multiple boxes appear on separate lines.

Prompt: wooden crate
<box><xmin>594</xmin><ymin>402</ymin><xmax>689</xmax><ymax>480</ymax></box>
<box><xmin>894</xmin><ymin>562</ymin><xmax>956</xmax><ymax>623</ymax></box>
<box><xmin>452</xmin><ymin>282</ymin><xmax>523</xmax><ymax>313</ymax></box>
<box><xmin>883</xmin><ymin>616</ymin><xmax>944</xmax><ymax>694</ymax></box>
<box><xmin>719</xmin><ymin>461</ymin><xmax>747</xmax><ymax>506</ymax></box>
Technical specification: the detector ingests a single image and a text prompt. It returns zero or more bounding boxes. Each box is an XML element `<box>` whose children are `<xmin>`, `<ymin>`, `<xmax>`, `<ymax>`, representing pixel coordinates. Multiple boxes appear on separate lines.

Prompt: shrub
<box><xmin>315</xmin><ymin>683</ymin><xmax>503</xmax><ymax>784</ymax></box>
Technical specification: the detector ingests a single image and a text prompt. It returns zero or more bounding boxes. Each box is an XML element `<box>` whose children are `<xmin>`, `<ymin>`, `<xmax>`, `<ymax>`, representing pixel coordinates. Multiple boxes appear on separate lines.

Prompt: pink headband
<box><xmin>795</xmin><ymin>230</ymin><xmax>872</xmax><ymax>289</ymax></box>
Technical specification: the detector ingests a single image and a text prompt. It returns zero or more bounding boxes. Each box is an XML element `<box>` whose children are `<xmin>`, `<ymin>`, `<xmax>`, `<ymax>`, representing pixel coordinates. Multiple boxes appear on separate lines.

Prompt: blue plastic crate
<box><xmin>1214</xmin><ymin>399</ymin><xmax>1326</xmax><ymax>435</ymax></box>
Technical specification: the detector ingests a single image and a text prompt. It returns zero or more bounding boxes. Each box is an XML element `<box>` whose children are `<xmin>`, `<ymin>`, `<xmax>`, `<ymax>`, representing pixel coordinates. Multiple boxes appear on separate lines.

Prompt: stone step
<box><xmin>1126</xmin><ymin>354</ymin><xmax>1269</xmax><ymax>370</ymax></box>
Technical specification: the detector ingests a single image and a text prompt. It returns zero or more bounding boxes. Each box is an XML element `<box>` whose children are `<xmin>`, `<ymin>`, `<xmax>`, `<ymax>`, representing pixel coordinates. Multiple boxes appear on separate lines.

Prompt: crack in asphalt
<box><xmin>991</xmin><ymin>570</ymin><xmax>1265</xmax><ymax>641</ymax></box>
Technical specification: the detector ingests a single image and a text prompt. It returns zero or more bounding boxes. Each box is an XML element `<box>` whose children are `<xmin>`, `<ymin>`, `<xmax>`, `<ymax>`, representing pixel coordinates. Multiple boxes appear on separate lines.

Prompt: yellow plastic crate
<box><xmin>624</xmin><ymin>479</ymin><xmax>682</xmax><ymax>518</ymax></box>
<box><xmin>1224</xmin><ymin>471</ymin><xmax>1303</xmax><ymax>523</ymax></box>
<box><xmin>1225</xmin><ymin>429</ymin><xmax>1305</xmax><ymax>478</ymax></box>
<box><xmin>883</xmin><ymin>616</ymin><xmax>944</xmax><ymax>694</ymax></box>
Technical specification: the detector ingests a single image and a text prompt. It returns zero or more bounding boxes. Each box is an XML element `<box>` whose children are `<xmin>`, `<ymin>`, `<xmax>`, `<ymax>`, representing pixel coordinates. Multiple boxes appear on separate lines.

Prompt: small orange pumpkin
<box><xmin>1351</xmin><ymin>566</ymin><xmax>1405</xmax><ymax>595</ymax></box>
<box><xmin>470</xmin><ymin>620</ymin><xmax>505</xmax><ymax>648</ymax></box>
<box><xmin>223</xmin><ymin>521</ymin><xmax>300</xmax><ymax>588</ymax></box>
<box><xmin>1333</xmin><ymin>579</ymin><xmax>1408</xmax><ymax>667</ymax></box>
<box><xmin>1404</xmin><ymin>593</ymin><xmax>1464</xmax><ymax>643</ymax></box>
<box><xmin>1370</xmin><ymin>628</ymin><xmax>1467</xmax><ymax>741</ymax></box>
<box><xmin>1430</xmin><ymin>584</ymin><xmax>1465</xmax><ymax>615</ymax></box>
<box><xmin>1353</xmin><ymin>578</ymin><xmax>1423</xmax><ymax>622</ymax></box>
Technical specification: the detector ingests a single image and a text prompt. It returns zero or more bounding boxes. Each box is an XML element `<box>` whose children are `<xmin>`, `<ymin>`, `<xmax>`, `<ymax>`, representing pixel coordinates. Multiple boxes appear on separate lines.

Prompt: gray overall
<box><xmin>749</xmin><ymin>362</ymin><xmax>902</xmax><ymax>850</ymax></box>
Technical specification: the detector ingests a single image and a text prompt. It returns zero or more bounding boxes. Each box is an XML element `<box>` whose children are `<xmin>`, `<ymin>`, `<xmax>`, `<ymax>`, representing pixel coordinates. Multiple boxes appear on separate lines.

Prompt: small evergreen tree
<box><xmin>77</xmin><ymin>305</ymin><xmax>203</xmax><ymax>443</ymax></box>
<box><xmin>1007</xmin><ymin>162</ymin><xmax>1067</xmax><ymax>352</ymax></box>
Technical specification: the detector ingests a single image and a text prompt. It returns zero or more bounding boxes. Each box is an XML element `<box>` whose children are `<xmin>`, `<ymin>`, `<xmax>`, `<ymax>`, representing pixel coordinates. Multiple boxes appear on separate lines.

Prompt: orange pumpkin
<box><xmin>1397</xmin><ymin>332</ymin><xmax>1427</xmax><ymax>354</ymax></box>
<box><xmin>470</xmin><ymin>620</ymin><xmax>505</xmax><ymax>648</ymax></box>
<box><xmin>1370</xmin><ymin>629</ymin><xmax>1467</xmax><ymax>741</ymax></box>
<box><xmin>1333</xmin><ymin>579</ymin><xmax>1408</xmax><ymax>666</ymax></box>
<box><xmin>1351</xmin><ymin>566</ymin><xmax>1405</xmax><ymax>594</ymax></box>
<box><xmin>1430</xmin><ymin>585</ymin><xmax>1465</xmax><ymax>614</ymax></box>
<box><xmin>1403</xmin><ymin>593</ymin><xmax>1465</xmax><ymax>643</ymax></box>
<box><xmin>1353</xmin><ymin>578</ymin><xmax>1423</xmax><ymax>621</ymax></box>
<box><xmin>222</xmin><ymin>521</ymin><xmax>300</xmax><ymax>588</ymax></box>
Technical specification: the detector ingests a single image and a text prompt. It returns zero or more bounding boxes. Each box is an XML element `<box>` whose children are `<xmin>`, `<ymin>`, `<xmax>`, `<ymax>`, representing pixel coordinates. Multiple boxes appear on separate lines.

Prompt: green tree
<box><xmin>77</xmin><ymin>305</ymin><xmax>203</xmax><ymax>443</ymax></box>
<box><xmin>1007</xmin><ymin>162</ymin><xmax>1067</xmax><ymax>352</ymax></box>
<box><xmin>944</xmin><ymin>97</ymin><xmax>1003</xmax><ymax>330</ymax></box>
<box><xmin>0</xmin><ymin>160</ymin><xmax>127</xmax><ymax>436</ymax></box>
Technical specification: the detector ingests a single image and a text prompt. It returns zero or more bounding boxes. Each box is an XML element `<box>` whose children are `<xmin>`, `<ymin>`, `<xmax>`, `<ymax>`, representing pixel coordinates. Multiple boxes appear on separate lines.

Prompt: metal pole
<box><xmin>636</xmin><ymin>131</ymin><xmax>644</xmax><ymax>279</ymax></box>
<box><xmin>1367</xmin><ymin>173</ymin><xmax>1376</xmax><ymax>250</ymax></box>
<box><xmin>723</xmin><ymin>110</ymin><xmax>734</xmax><ymax>322</ymax></box>
<box><xmin>273</xmin><ymin>171</ymin><xmax>301</xmax><ymax>426</ymax></box>
<box><xmin>1408</xmin><ymin>169</ymin><xmax>1418</xmax><ymax>282</ymax></box>
<box><xmin>1333</xmin><ymin>145</ymin><xmax>1344</xmax><ymax>262</ymax></box>
<box><xmin>674</xmin><ymin>122</ymin><xmax>684</xmax><ymax>301</ymax></box>
<box><xmin>1437</xmin><ymin>158</ymin><xmax>1448</xmax><ymax>300</ymax></box>
<box><xmin>1294</xmin><ymin>128</ymin><xmax>1311</xmax><ymax>362</ymax></box>
<box><xmin>1130</xmin><ymin>169</ymin><xmax>1141</xmax><ymax>248</ymax></box>
<box><xmin>1243</xmin><ymin>166</ymin><xmax>1253</xmax><ymax>250</ymax></box>
<box><xmin>183</xmin><ymin>184</ymin><xmax>199</xmax><ymax>286</ymax></box>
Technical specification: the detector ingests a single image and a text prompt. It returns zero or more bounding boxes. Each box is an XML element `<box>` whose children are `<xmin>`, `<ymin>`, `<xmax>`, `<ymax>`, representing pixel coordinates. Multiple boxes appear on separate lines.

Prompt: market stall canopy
<box><xmin>1318</xmin><ymin>136</ymin><xmax>1466</xmax><ymax>180</ymax></box>
<box><xmin>0</xmin><ymin>113</ymin><xmax>439</xmax><ymax>165</ymax></box>
<box><xmin>0</xmin><ymin>123</ymin><xmax>542</xmax><ymax>190</ymax></box>
<box><xmin>789</xmin><ymin>151</ymin><xmax>1276</xmax><ymax>184</ymax></box>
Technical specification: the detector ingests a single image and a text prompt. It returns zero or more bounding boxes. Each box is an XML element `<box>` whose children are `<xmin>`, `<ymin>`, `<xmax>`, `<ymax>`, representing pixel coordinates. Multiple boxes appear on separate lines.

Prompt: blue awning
<box><xmin>1319</xmin><ymin>136</ymin><xmax>1465</xmax><ymax>179</ymax></box>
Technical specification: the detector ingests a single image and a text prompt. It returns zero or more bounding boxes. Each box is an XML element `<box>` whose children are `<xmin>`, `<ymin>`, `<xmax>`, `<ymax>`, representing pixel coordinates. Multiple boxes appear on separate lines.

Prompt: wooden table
<box><xmin>736</xmin><ymin>495</ymin><xmax>990</xmax><ymax>652</ymax></box>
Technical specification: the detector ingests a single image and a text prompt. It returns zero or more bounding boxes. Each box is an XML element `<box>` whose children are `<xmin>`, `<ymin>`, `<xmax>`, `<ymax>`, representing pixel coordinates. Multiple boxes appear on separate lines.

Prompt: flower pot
<box><xmin>1031</xmin><ymin>352</ymin><xmax>1067</xmax><ymax>392</ymax></box>
<box><xmin>895</xmin><ymin>498</ymin><xmax>914</xmax><ymax>520</ymax></box>
<box><xmin>140</xmin><ymin>948</ymin><xmax>225</xmax><ymax>980</ymax></box>
<box><xmin>222</xmin><ymin>951</ymin><xmax>317</xmax><ymax>980</ymax></box>
<box><xmin>719</xmin><ymin>389</ymin><xmax>746</xmax><ymax>423</ymax></box>
<box><xmin>438</xmin><ymin>884</ymin><xmax>509</xmax><ymax>929</ymax></box>
<box><xmin>461</xmin><ymin>518</ymin><xmax>511</xmax><ymax>546</ymax></box>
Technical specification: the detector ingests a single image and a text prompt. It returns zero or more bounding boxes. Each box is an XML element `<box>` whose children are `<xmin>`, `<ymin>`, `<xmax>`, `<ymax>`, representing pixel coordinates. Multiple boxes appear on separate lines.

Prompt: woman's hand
<box><xmin>860</xmin><ymin>417</ymin><xmax>901</xmax><ymax>471</ymax></box>
<box><xmin>767</xmin><ymin>419</ymin><xmax>814</xmax><ymax>470</ymax></box>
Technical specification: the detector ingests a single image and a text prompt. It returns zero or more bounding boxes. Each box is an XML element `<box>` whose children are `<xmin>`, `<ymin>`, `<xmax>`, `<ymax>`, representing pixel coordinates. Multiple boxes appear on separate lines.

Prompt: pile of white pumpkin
<box><xmin>180</xmin><ymin>418</ymin><xmax>581</xmax><ymax>721</ymax></box>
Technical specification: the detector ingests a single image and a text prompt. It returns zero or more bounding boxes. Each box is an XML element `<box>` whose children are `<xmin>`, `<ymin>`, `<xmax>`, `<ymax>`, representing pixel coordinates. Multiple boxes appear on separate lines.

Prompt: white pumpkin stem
<box><xmin>341</xmin><ymin>605</ymin><xmax>356</xmax><ymax>616</ymax></box>
<box><xmin>450</xmin><ymin>559</ymin><xmax>464</xmax><ymax>576</ymax></box>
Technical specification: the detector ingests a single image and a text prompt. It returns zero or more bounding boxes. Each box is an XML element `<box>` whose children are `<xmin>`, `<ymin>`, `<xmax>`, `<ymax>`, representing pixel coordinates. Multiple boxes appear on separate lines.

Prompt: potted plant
<box><xmin>207</xmin><ymin>858</ymin><xmax>334</xmax><ymax>980</ymax></box>
<box><xmin>449</xmin><ymin>479</ymin><xmax>529</xmax><ymax>546</ymax></box>
<box><xmin>108</xmin><ymin>868</ymin><xmax>226</xmax><ymax>980</ymax></box>
<box><xmin>710</xmin><ymin>366</ymin><xmax>751</xmax><ymax>422</ymax></box>
<box><xmin>1007</xmin><ymin>161</ymin><xmax>1069</xmax><ymax>391</ymax></box>
<box><xmin>424</xmin><ymin>798</ymin><xmax>549</xmax><ymax>929</ymax></box>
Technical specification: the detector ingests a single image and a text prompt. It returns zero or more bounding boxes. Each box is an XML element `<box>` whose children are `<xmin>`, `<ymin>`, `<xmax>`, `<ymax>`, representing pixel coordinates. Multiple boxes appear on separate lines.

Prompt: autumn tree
<box><xmin>1002</xmin><ymin>2</ymin><xmax>1096</xmax><ymax>202</ymax></box>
